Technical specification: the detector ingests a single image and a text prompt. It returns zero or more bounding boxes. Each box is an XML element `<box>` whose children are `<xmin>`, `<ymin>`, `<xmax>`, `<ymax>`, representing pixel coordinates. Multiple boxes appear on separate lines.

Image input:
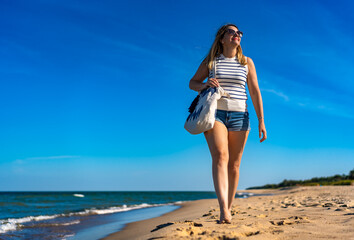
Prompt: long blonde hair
<box><xmin>204</xmin><ymin>23</ymin><xmax>247</xmax><ymax>70</ymax></box>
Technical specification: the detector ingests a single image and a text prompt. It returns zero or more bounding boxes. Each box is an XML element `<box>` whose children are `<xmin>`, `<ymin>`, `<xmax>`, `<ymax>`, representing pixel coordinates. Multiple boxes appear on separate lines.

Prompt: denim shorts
<box><xmin>215</xmin><ymin>109</ymin><xmax>251</xmax><ymax>131</ymax></box>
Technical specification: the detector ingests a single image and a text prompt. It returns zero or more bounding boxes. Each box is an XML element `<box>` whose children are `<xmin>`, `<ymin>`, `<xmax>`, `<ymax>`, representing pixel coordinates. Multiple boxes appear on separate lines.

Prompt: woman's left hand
<box><xmin>259</xmin><ymin>121</ymin><xmax>267</xmax><ymax>143</ymax></box>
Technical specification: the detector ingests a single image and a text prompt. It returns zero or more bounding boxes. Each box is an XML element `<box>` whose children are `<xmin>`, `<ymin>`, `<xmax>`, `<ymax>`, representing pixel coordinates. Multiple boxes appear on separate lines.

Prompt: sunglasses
<box><xmin>226</xmin><ymin>29</ymin><xmax>243</xmax><ymax>38</ymax></box>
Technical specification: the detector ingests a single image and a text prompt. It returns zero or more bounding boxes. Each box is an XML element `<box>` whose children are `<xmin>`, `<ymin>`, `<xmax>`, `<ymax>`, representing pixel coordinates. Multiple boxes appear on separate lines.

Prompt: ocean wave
<box><xmin>235</xmin><ymin>192</ymin><xmax>255</xmax><ymax>198</ymax></box>
<box><xmin>0</xmin><ymin>214</ymin><xmax>60</xmax><ymax>234</ymax></box>
<box><xmin>73</xmin><ymin>194</ymin><xmax>84</xmax><ymax>198</ymax></box>
<box><xmin>236</xmin><ymin>192</ymin><xmax>254</xmax><ymax>196</ymax></box>
<box><xmin>59</xmin><ymin>220</ymin><xmax>81</xmax><ymax>226</ymax></box>
<box><xmin>62</xmin><ymin>233</ymin><xmax>75</xmax><ymax>240</ymax></box>
<box><xmin>0</xmin><ymin>200</ymin><xmax>184</xmax><ymax>234</ymax></box>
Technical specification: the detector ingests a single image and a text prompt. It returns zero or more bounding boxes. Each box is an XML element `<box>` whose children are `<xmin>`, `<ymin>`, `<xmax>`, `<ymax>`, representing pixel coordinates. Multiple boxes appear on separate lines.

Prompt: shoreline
<box><xmin>102</xmin><ymin>189</ymin><xmax>278</xmax><ymax>240</ymax></box>
<box><xmin>102</xmin><ymin>198</ymin><xmax>219</xmax><ymax>240</ymax></box>
<box><xmin>103</xmin><ymin>186</ymin><xmax>354</xmax><ymax>240</ymax></box>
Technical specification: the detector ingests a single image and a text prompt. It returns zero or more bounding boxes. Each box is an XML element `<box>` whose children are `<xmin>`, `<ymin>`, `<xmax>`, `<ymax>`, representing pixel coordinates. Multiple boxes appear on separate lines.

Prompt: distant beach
<box><xmin>104</xmin><ymin>186</ymin><xmax>354</xmax><ymax>240</ymax></box>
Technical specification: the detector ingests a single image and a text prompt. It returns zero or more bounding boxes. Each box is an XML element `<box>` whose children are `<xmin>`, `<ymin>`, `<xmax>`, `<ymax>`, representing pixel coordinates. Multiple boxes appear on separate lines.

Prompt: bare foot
<box><xmin>218</xmin><ymin>209</ymin><xmax>232</xmax><ymax>224</ymax></box>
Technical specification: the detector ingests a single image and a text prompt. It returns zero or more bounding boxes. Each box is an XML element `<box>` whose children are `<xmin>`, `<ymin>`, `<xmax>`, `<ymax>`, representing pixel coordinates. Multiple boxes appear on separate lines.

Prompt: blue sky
<box><xmin>0</xmin><ymin>0</ymin><xmax>353</xmax><ymax>191</ymax></box>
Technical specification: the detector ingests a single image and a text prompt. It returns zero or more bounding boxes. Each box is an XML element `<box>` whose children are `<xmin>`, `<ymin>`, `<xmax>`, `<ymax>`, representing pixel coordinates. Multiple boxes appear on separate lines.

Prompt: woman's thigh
<box><xmin>204</xmin><ymin>121</ymin><xmax>229</xmax><ymax>160</ymax></box>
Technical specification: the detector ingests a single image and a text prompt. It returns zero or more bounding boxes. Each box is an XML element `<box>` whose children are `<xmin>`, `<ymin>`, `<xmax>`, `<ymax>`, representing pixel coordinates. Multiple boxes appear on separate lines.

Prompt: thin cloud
<box><xmin>261</xmin><ymin>88</ymin><xmax>289</xmax><ymax>101</ymax></box>
<box><xmin>14</xmin><ymin>155</ymin><xmax>80</xmax><ymax>163</ymax></box>
<box><xmin>262</xmin><ymin>86</ymin><xmax>354</xmax><ymax>119</ymax></box>
<box><xmin>292</xmin><ymin>95</ymin><xmax>354</xmax><ymax>119</ymax></box>
<box><xmin>97</xmin><ymin>36</ymin><xmax>161</xmax><ymax>58</ymax></box>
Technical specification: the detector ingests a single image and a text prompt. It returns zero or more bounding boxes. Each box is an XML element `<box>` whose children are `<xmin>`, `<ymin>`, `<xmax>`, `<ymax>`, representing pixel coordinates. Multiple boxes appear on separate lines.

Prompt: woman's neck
<box><xmin>222</xmin><ymin>46</ymin><xmax>237</xmax><ymax>58</ymax></box>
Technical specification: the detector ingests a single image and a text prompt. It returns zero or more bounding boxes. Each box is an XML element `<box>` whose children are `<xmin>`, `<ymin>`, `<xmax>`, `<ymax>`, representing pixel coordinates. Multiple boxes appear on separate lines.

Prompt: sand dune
<box><xmin>104</xmin><ymin>186</ymin><xmax>354</xmax><ymax>240</ymax></box>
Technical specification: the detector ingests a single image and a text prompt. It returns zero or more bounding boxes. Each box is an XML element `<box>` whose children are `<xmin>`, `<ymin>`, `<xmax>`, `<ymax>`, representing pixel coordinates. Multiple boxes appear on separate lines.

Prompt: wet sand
<box><xmin>103</xmin><ymin>186</ymin><xmax>354</xmax><ymax>240</ymax></box>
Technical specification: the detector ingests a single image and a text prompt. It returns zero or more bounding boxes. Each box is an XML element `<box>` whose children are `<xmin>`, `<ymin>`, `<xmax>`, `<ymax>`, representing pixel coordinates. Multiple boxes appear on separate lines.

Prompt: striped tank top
<box><xmin>214</xmin><ymin>53</ymin><xmax>249</xmax><ymax>112</ymax></box>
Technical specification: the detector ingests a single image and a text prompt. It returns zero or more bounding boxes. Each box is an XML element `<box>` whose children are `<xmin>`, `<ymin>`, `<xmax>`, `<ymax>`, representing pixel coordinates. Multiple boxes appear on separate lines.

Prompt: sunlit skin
<box><xmin>189</xmin><ymin>25</ymin><xmax>267</xmax><ymax>223</ymax></box>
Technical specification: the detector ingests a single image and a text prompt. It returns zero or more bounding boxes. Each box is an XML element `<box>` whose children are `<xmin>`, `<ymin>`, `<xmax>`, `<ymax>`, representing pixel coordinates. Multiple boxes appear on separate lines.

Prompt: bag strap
<box><xmin>197</xmin><ymin>58</ymin><xmax>231</xmax><ymax>98</ymax></box>
<box><xmin>198</xmin><ymin>59</ymin><xmax>216</xmax><ymax>95</ymax></box>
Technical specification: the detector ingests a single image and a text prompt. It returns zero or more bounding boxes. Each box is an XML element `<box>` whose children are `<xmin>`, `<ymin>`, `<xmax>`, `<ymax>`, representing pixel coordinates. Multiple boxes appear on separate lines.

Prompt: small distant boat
<box><xmin>73</xmin><ymin>194</ymin><xmax>85</xmax><ymax>198</ymax></box>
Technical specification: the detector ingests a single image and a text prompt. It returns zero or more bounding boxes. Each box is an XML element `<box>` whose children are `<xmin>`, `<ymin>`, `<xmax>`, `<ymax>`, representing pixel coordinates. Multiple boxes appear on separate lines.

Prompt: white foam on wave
<box><xmin>52</xmin><ymin>220</ymin><xmax>81</xmax><ymax>226</ymax></box>
<box><xmin>73</xmin><ymin>194</ymin><xmax>84</xmax><ymax>198</ymax></box>
<box><xmin>0</xmin><ymin>222</ymin><xmax>17</xmax><ymax>234</ymax></box>
<box><xmin>0</xmin><ymin>214</ymin><xmax>59</xmax><ymax>234</ymax></box>
<box><xmin>62</xmin><ymin>233</ymin><xmax>75</xmax><ymax>240</ymax></box>
<box><xmin>237</xmin><ymin>192</ymin><xmax>253</xmax><ymax>196</ymax></box>
<box><xmin>73</xmin><ymin>202</ymin><xmax>180</xmax><ymax>215</ymax></box>
<box><xmin>0</xmin><ymin>201</ymin><xmax>183</xmax><ymax>234</ymax></box>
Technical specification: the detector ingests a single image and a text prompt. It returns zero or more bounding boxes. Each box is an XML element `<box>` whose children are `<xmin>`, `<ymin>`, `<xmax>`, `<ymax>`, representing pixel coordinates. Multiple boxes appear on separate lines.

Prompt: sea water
<box><xmin>0</xmin><ymin>191</ymin><xmax>254</xmax><ymax>239</ymax></box>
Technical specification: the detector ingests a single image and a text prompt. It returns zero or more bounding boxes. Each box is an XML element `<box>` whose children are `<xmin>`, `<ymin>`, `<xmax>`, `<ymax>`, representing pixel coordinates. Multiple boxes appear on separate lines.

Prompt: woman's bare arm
<box><xmin>189</xmin><ymin>60</ymin><xmax>219</xmax><ymax>92</ymax></box>
<box><xmin>247</xmin><ymin>57</ymin><xmax>267</xmax><ymax>142</ymax></box>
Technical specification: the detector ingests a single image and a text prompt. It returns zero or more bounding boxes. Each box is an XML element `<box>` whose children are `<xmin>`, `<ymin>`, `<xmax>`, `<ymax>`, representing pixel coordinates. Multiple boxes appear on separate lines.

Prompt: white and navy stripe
<box><xmin>214</xmin><ymin>54</ymin><xmax>249</xmax><ymax>111</ymax></box>
<box><xmin>215</xmin><ymin>54</ymin><xmax>248</xmax><ymax>101</ymax></box>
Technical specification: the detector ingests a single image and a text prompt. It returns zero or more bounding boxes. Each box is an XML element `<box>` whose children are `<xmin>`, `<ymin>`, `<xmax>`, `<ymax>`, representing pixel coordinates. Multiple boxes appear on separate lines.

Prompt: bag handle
<box><xmin>198</xmin><ymin>59</ymin><xmax>216</xmax><ymax>95</ymax></box>
<box><xmin>197</xmin><ymin>58</ymin><xmax>231</xmax><ymax>98</ymax></box>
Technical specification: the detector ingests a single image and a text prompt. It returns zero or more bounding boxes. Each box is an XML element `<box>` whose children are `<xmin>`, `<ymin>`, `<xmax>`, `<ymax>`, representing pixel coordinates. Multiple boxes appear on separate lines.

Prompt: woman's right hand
<box><xmin>204</xmin><ymin>78</ymin><xmax>220</xmax><ymax>89</ymax></box>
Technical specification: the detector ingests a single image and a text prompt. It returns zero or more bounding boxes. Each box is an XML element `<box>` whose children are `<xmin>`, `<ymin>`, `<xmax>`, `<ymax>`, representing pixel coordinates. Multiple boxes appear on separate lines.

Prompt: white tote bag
<box><xmin>184</xmin><ymin>60</ymin><xmax>230</xmax><ymax>135</ymax></box>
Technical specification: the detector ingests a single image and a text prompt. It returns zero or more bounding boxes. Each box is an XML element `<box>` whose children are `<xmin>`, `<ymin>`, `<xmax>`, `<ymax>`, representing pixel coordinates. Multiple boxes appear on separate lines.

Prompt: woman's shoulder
<box><xmin>245</xmin><ymin>56</ymin><xmax>254</xmax><ymax>64</ymax></box>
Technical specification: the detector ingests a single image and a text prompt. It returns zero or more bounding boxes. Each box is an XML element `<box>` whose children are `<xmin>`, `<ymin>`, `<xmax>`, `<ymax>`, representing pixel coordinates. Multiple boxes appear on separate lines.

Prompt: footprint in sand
<box><xmin>151</xmin><ymin>222</ymin><xmax>174</xmax><ymax>232</ymax></box>
<box><xmin>269</xmin><ymin>216</ymin><xmax>310</xmax><ymax>226</ymax></box>
<box><xmin>334</xmin><ymin>208</ymin><xmax>345</xmax><ymax>211</ymax></box>
<box><xmin>322</xmin><ymin>202</ymin><xmax>334</xmax><ymax>207</ymax></box>
<box><xmin>300</xmin><ymin>202</ymin><xmax>320</xmax><ymax>207</ymax></box>
<box><xmin>244</xmin><ymin>230</ymin><xmax>260</xmax><ymax>237</ymax></box>
<box><xmin>202</xmin><ymin>209</ymin><xmax>218</xmax><ymax>218</ymax></box>
<box><xmin>269</xmin><ymin>220</ymin><xmax>284</xmax><ymax>226</ymax></box>
<box><xmin>183</xmin><ymin>220</ymin><xmax>203</xmax><ymax>227</ymax></box>
<box><xmin>202</xmin><ymin>212</ymin><xmax>212</xmax><ymax>217</ymax></box>
<box><xmin>230</xmin><ymin>209</ymin><xmax>238</xmax><ymax>216</ymax></box>
<box><xmin>271</xmin><ymin>229</ymin><xmax>284</xmax><ymax>234</ymax></box>
<box><xmin>175</xmin><ymin>226</ymin><xmax>204</xmax><ymax>237</ymax></box>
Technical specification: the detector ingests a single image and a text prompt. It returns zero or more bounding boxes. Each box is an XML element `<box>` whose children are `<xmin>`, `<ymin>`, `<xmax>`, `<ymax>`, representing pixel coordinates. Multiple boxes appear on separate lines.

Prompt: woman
<box><xmin>189</xmin><ymin>23</ymin><xmax>267</xmax><ymax>224</ymax></box>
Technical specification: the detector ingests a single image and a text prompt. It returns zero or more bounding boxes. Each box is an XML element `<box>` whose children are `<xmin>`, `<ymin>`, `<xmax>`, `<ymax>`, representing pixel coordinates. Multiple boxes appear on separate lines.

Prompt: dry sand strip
<box><xmin>103</xmin><ymin>186</ymin><xmax>354</xmax><ymax>240</ymax></box>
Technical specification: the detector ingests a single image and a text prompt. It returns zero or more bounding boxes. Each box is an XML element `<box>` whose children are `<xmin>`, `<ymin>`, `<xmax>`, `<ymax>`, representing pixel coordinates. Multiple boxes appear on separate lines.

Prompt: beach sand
<box><xmin>103</xmin><ymin>186</ymin><xmax>354</xmax><ymax>240</ymax></box>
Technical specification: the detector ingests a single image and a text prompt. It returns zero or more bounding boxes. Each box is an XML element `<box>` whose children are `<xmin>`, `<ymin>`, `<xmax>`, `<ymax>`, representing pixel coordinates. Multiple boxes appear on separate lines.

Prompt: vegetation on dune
<box><xmin>246</xmin><ymin>169</ymin><xmax>354</xmax><ymax>190</ymax></box>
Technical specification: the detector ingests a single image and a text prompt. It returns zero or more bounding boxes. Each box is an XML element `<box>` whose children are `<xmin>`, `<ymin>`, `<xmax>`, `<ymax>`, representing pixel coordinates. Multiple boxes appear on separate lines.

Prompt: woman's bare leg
<box><xmin>227</xmin><ymin>130</ymin><xmax>249</xmax><ymax>214</ymax></box>
<box><xmin>204</xmin><ymin>121</ymin><xmax>231</xmax><ymax>223</ymax></box>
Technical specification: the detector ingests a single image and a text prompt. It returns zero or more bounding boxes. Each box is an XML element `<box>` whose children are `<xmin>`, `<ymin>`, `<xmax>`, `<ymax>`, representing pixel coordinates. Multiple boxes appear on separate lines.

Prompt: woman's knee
<box><xmin>228</xmin><ymin>159</ymin><xmax>241</xmax><ymax>171</ymax></box>
<box><xmin>212</xmin><ymin>150</ymin><xmax>229</xmax><ymax>164</ymax></box>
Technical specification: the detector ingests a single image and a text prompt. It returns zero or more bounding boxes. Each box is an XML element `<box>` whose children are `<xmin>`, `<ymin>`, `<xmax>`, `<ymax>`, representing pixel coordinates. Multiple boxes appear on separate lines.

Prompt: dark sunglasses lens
<box><xmin>227</xmin><ymin>29</ymin><xmax>243</xmax><ymax>37</ymax></box>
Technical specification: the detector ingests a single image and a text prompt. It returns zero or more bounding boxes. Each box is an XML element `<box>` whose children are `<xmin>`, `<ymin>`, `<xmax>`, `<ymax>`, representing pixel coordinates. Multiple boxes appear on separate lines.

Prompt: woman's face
<box><xmin>221</xmin><ymin>26</ymin><xmax>241</xmax><ymax>47</ymax></box>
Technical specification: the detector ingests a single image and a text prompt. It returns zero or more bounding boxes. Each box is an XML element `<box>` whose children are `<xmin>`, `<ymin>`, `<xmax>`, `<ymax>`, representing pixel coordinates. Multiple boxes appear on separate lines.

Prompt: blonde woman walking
<box><xmin>189</xmin><ymin>23</ymin><xmax>267</xmax><ymax>224</ymax></box>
